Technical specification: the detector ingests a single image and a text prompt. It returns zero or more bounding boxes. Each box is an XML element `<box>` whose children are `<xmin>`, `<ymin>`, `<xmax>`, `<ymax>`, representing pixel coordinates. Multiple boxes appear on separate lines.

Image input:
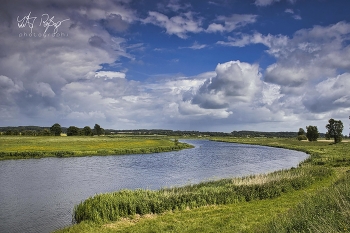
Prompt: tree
<box><xmin>50</xmin><ymin>123</ymin><xmax>62</xmax><ymax>136</ymax></box>
<box><xmin>326</xmin><ymin>118</ymin><xmax>344</xmax><ymax>143</ymax></box>
<box><xmin>82</xmin><ymin>126</ymin><xmax>93</xmax><ymax>136</ymax></box>
<box><xmin>298</xmin><ymin>128</ymin><xmax>305</xmax><ymax>136</ymax></box>
<box><xmin>67</xmin><ymin>126</ymin><xmax>80</xmax><ymax>136</ymax></box>
<box><xmin>306</xmin><ymin>125</ymin><xmax>319</xmax><ymax>141</ymax></box>
<box><xmin>94</xmin><ymin>124</ymin><xmax>103</xmax><ymax>136</ymax></box>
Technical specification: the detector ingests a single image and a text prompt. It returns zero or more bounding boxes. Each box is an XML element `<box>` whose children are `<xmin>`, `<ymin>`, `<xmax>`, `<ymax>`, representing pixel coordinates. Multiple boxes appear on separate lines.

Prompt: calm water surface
<box><xmin>0</xmin><ymin>140</ymin><xmax>308</xmax><ymax>233</ymax></box>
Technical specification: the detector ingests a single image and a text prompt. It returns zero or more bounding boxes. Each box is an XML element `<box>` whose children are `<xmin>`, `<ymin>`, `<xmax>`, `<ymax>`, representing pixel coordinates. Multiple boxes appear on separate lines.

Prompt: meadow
<box><xmin>0</xmin><ymin>136</ymin><xmax>192</xmax><ymax>160</ymax></box>
<box><xmin>56</xmin><ymin>137</ymin><xmax>350</xmax><ymax>233</ymax></box>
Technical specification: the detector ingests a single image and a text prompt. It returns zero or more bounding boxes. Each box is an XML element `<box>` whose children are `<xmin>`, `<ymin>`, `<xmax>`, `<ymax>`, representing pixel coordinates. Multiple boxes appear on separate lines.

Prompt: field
<box><xmin>0</xmin><ymin>136</ymin><xmax>192</xmax><ymax>160</ymax></box>
<box><xmin>55</xmin><ymin>137</ymin><xmax>349</xmax><ymax>233</ymax></box>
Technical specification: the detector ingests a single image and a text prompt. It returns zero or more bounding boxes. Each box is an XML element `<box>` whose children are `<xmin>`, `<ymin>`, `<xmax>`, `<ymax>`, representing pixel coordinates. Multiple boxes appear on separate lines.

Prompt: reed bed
<box><xmin>73</xmin><ymin>166</ymin><xmax>332</xmax><ymax>224</ymax></box>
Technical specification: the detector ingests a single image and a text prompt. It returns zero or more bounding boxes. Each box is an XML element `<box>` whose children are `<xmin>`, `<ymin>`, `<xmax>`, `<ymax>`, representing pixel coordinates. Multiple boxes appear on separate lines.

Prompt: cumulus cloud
<box><xmin>215</xmin><ymin>21</ymin><xmax>350</xmax><ymax>126</ymax></box>
<box><xmin>0</xmin><ymin>0</ymin><xmax>139</xmax><ymax>125</ymax></box>
<box><xmin>1</xmin><ymin>0</ymin><xmax>349</xmax><ymax>133</ymax></box>
<box><xmin>207</xmin><ymin>20</ymin><xmax>350</xmax><ymax>130</ymax></box>
<box><xmin>185</xmin><ymin>61</ymin><xmax>261</xmax><ymax>114</ymax></box>
<box><xmin>264</xmin><ymin>21</ymin><xmax>350</xmax><ymax>93</ymax></box>
<box><xmin>302</xmin><ymin>73</ymin><xmax>350</xmax><ymax>113</ymax></box>
<box><xmin>217</xmin><ymin>22</ymin><xmax>350</xmax><ymax>92</ymax></box>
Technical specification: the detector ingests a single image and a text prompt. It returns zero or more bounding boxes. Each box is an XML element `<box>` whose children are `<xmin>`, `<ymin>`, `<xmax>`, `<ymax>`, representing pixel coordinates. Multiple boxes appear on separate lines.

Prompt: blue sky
<box><xmin>1</xmin><ymin>0</ymin><xmax>350</xmax><ymax>134</ymax></box>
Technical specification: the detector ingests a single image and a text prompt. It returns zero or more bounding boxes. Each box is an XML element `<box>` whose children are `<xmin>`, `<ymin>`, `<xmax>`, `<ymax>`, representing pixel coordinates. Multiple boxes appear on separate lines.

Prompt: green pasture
<box><xmin>0</xmin><ymin>136</ymin><xmax>192</xmax><ymax>160</ymax></box>
<box><xmin>55</xmin><ymin>137</ymin><xmax>349</xmax><ymax>233</ymax></box>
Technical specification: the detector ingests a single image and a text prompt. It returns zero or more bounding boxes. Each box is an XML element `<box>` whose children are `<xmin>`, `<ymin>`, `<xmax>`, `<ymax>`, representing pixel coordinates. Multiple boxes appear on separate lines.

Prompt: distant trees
<box><xmin>326</xmin><ymin>119</ymin><xmax>344</xmax><ymax>143</ymax></box>
<box><xmin>94</xmin><ymin>124</ymin><xmax>104</xmax><ymax>136</ymax></box>
<box><xmin>50</xmin><ymin>123</ymin><xmax>62</xmax><ymax>136</ymax></box>
<box><xmin>298</xmin><ymin>128</ymin><xmax>305</xmax><ymax>136</ymax></box>
<box><xmin>21</xmin><ymin>130</ymin><xmax>37</xmax><ymax>136</ymax></box>
<box><xmin>67</xmin><ymin>126</ymin><xmax>80</xmax><ymax>136</ymax></box>
<box><xmin>39</xmin><ymin>129</ymin><xmax>52</xmax><ymax>136</ymax></box>
<box><xmin>82</xmin><ymin>126</ymin><xmax>93</xmax><ymax>136</ymax></box>
<box><xmin>0</xmin><ymin>124</ymin><xmax>106</xmax><ymax>137</ymax></box>
<box><xmin>306</xmin><ymin>126</ymin><xmax>319</xmax><ymax>141</ymax></box>
<box><xmin>297</xmin><ymin>128</ymin><xmax>307</xmax><ymax>141</ymax></box>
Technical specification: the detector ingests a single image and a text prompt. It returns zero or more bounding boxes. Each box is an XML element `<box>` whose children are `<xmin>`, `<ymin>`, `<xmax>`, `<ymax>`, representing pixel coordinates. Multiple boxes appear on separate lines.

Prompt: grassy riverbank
<box><xmin>0</xmin><ymin>136</ymin><xmax>192</xmax><ymax>160</ymax></box>
<box><xmin>56</xmin><ymin>137</ymin><xmax>349</xmax><ymax>233</ymax></box>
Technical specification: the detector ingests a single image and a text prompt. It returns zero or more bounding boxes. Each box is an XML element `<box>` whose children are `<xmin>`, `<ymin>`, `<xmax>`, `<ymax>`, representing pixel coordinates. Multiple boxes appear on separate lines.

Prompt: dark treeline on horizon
<box><xmin>0</xmin><ymin>126</ymin><xmax>333</xmax><ymax>138</ymax></box>
<box><xmin>231</xmin><ymin>130</ymin><xmax>328</xmax><ymax>138</ymax></box>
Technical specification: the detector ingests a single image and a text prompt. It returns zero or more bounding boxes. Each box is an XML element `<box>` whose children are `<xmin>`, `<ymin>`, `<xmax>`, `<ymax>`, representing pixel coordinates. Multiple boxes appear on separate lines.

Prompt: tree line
<box><xmin>0</xmin><ymin>124</ymin><xmax>105</xmax><ymax>136</ymax></box>
<box><xmin>0</xmin><ymin>118</ymin><xmax>346</xmax><ymax>140</ymax></box>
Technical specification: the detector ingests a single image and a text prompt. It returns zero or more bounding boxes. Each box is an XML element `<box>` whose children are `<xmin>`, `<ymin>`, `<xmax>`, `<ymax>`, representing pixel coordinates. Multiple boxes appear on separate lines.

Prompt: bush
<box><xmin>297</xmin><ymin>135</ymin><xmax>308</xmax><ymax>141</ymax></box>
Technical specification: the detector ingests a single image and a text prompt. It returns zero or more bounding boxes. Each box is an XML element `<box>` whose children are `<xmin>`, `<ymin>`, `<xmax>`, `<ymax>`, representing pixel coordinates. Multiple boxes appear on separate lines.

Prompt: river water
<box><xmin>0</xmin><ymin>140</ymin><xmax>307</xmax><ymax>233</ymax></box>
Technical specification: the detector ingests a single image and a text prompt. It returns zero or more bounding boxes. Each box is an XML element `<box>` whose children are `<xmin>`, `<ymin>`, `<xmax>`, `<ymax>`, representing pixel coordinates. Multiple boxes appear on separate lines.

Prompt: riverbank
<box><xmin>0</xmin><ymin>136</ymin><xmax>193</xmax><ymax>160</ymax></box>
<box><xmin>55</xmin><ymin>137</ymin><xmax>349</xmax><ymax>233</ymax></box>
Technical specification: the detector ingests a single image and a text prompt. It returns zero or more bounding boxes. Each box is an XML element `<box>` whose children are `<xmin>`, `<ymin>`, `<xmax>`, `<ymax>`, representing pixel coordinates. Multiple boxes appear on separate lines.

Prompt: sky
<box><xmin>0</xmin><ymin>0</ymin><xmax>350</xmax><ymax>134</ymax></box>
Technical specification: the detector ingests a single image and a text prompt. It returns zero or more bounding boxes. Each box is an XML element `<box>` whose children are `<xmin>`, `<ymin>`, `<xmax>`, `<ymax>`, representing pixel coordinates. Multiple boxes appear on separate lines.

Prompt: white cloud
<box><xmin>166</xmin><ymin>0</ymin><xmax>191</xmax><ymax>12</ymax></box>
<box><xmin>217</xmin><ymin>22</ymin><xmax>350</xmax><ymax>96</ymax></box>
<box><xmin>189</xmin><ymin>60</ymin><xmax>262</xmax><ymax>110</ymax></box>
<box><xmin>293</xmin><ymin>14</ymin><xmax>302</xmax><ymax>20</ymax></box>
<box><xmin>95</xmin><ymin>71</ymin><xmax>126</xmax><ymax>79</ymax></box>
<box><xmin>255</xmin><ymin>0</ymin><xmax>297</xmax><ymax>6</ymax></box>
<box><xmin>143</xmin><ymin>11</ymin><xmax>203</xmax><ymax>38</ymax></box>
<box><xmin>35</xmin><ymin>82</ymin><xmax>56</xmax><ymax>98</ymax></box>
<box><xmin>0</xmin><ymin>0</ymin><xmax>139</xmax><ymax>125</ymax></box>
<box><xmin>285</xmin><ymin>8</ymin><xmax>301</xmax><ymax>20</ymax></box>
<box><xmin>180</xmin><ymin>41</ymin><xmax>207</xmax><ymax>50</ymax></box>
<box><xmin>302</xmin><ymin>73</ymin><xmax>350</xmax><ymax>113</ymax></box>
<box><xmin>206</xmin><ymin>14</ymin><xmax>257</xmax><ymax>33</ymax></box>
<box><xmin>217</xmin><ymin>33</ymin><xmax>288</xmax><ymax>55</ymax></box>
<box><xmin>255</xmin><ymin>0</ymin><xmax>280</xmax><ymax>6</ymax></box>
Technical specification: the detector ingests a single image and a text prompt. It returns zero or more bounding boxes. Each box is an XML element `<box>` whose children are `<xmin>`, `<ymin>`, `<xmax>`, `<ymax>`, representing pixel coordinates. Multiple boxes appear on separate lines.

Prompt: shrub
<box><xmin>297</xmin><ymin>135</ymin><xmax>307</xmax><ymax>141</ymax></box>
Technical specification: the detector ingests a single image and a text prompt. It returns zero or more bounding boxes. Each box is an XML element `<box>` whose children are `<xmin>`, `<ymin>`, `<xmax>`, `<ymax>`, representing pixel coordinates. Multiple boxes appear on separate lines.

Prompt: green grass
<box><xmin>0</xmin><ymin>136</ymin><xmax>193</xmax><ymax>160</ymax></box>
<box><xmin>55</xmin><ymin>137</ymin><xmax>349</xmax><ymax>233</ymax></box>
<box><xmin>256</xmin><ymin>171</ymin><xmax>350</xmax><ymax>233</ymax></box>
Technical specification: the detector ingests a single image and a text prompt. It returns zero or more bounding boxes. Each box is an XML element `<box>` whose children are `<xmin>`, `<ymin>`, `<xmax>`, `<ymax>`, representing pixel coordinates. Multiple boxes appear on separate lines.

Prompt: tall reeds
<box><xmin>73</xmin><ymin>166</ymin><xmax>332</xmax><ymax>224</ymax></box>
